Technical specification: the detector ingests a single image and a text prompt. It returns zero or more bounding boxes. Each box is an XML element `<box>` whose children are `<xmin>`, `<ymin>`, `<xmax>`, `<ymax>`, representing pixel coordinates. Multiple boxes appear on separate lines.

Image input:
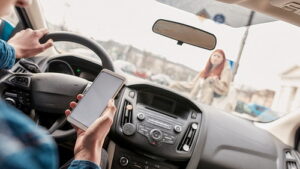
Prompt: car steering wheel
<box><xmin>1</xmin><ymin>31</ymin><xmax>116</xmax><ymax>141</ymax></box>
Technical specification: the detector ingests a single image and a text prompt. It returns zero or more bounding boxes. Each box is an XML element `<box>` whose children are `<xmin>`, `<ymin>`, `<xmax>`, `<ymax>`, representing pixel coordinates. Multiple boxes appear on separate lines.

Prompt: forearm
<box><xmin>0</xmin><ymin>40</ymin><xmax>16</xmax><ymax>69</ymax></box>
<box><xmin>74</xmin><ymin>148</ymin><xmax>101</xmax><ymax>165</ymax></box>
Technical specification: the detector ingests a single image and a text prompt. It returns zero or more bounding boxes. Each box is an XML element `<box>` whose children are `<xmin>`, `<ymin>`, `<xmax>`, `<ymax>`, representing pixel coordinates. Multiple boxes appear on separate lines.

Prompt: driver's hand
<box><xmin>65</xmin><ymin>94</ymin><xmax>116</xmax><ymax>165</ymax></box>
<box><xmin>8</xmin><ymin>28</ymin><xmax>53</xmax><ymax>59</ymax></box>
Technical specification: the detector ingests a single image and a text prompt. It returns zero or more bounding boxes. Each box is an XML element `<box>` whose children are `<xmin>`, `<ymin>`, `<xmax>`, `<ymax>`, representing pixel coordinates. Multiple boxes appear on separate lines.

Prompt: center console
<box><xmin>111</xmin><ymin>85</ymin><xmax>202</xmax><ymax>168</ymax></box>
<box><xmin>111</xmin><ymin>144</ymin><xmax>181</xmax><ymax>169</ymax></box>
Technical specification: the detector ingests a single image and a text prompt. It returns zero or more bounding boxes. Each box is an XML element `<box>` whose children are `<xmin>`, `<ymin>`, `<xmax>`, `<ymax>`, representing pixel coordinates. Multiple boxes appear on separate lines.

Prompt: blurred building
<box><xmin>272</xmin><ymin>65</ymin><xmax>300</xmax><ymax>114</ymax></box>
<box><xmin>235</xmin><ymin>85</ymin><xmax>275</xmax><ymax>107</ymax></box>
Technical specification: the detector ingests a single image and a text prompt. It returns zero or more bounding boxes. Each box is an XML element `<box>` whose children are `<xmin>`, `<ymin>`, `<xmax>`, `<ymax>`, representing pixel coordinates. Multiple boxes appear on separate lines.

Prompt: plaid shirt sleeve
<box><xmin>0</xmin><ymin>39</ymin><xmax>15</xmax><ymax>69</ymax></box>
<box><xmin>0</xmin><ymin>100</ymin><xmax>58</xmax><ymax>169</ymax></box>
<box><xmin>68</xmin><ymin>160</ymin><xmax>100</xmax><ymax>169</ymax></box>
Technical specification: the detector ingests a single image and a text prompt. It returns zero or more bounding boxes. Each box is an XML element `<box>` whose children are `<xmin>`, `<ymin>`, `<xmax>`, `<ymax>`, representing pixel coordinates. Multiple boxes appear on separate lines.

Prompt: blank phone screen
<box><xmin>70</xmin><ymin>71</ymin><xmax>124</xmax><ymax>128</ymax></box>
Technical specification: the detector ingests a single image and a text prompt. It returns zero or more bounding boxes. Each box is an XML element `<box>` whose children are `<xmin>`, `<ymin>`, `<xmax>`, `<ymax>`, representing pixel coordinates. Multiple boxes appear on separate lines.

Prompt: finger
<box><xmin>70</xmin><ymin>101</ymin><xmax>77</xmax><ymax>109</ymax></box>
<box><xmin>87</xmin><ymin>114</ymin><xmax>113</xmax><ymax>138</ymax></box>
<box><xmin>107</xmin><ymin>99</ymin><xmax>115</xmax><ymax>108</ymax></box>
<box><xmin>65</xmin><ymin>109</ymin><xmax>71</xmax><ymax>116</ymax></box>
<box><xmin>102</xmin><ymin>99</ymin><xmax>116</xmax><ymax>118</ymax></box>
<box><xmin>77</xmin><ymin>94</ymin><xmax>84</xmax><ymax>100</ymax></box>
<box><xmin>32</xmin><ymin>39</ymin><xmax>53</xmax><ymax>55</ymax></box>
<box><xmin>41</xmin><ymin>39</ymin><xmax>53</xmax><ymax>50</ymax></box>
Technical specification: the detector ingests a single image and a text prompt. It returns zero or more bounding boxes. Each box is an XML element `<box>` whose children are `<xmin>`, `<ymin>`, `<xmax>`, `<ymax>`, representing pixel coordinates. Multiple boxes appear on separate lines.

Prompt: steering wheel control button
<box><xmin>5</xmin><ymin>98</ymin><xmax>16</xmax><ymax>106</ymax></box>
<box><xmin>183</xmin><ymin>144</ymin><xmax>190</xmax><ymax>152</ymax></box>
<box><xmin>122</xmin><ymin>123</ymin><xmax>136</xmax><ymax>136</ymax></box>
<box><xmin>129</xmin><ymin>91</ymin><xmax>135</xmax><ymax>98</ymax></box>
<box><xmin>192</xmin><ymin>123</ymin><xmax>198</xmax><ymax>130</ymax></box>
<box><xmin>119</xmin><ymin>157</ymin><xmax>129</xmax><ymax>167</ymax></box>
<box><xmin>150</xmin><ymin>129</ymin><xmax>163</xmax><ymax>141</ymax></box>
<box><xmin>174</xmin><ymin>125</ymin><xmax>182</xmax><ymax>133</ymax></box>
<box><xmin>137</xmin><ymin>113</ymin><xmax>145</xmax><ymax>121</ymax></box>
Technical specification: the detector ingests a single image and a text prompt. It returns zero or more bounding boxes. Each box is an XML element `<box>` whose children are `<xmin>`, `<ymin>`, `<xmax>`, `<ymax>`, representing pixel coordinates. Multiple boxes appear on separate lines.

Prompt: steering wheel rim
<box><xmin>40</xmin><ymin>31</ymin><xmax>115</xmax><ymax>71</ymax></box>
<box><xmin>38</xmin><ymin>31</ymin><xmax>115</xmax><ymax>140</ymax></box>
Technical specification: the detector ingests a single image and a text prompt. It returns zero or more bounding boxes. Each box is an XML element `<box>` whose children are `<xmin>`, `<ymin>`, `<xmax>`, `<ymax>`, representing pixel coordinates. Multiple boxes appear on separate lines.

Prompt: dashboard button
<box><xmin>137</xmin><ymin>113</ymin><xmax>145</xmax><ymax>121</ymax></box>
<box><xmin>191</xmin><ymin>111</ymin><xmax>197</xmax><ymax>119</ymax></box>
<box><xmin>129</xmin><ymin>91</ymin><xmax>135</xmax><ymax>98</ymax></box>
<box><xmin>192</xmin><ymin>123</ymin><xmax>198</xmax><ymax>130</ymax></box>
<box><xmin>174</xmin><ymin>125</ymin><xmax>182</xmax><ymax>133</ymax></box>
<box><xmin>138</xmin><ymin>125</ymin><xmax>150</xmax><ymax>136</ymax></box>
<box><xmin>183</xmin><ymin>144</ymin><xmax>190</xmax><ymax>152</ymax></box>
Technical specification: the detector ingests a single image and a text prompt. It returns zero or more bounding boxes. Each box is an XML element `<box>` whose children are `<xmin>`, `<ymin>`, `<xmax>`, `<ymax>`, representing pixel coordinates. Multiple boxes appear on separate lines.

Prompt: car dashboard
<box><xmin>4</xmin><ymin>54</ymin><xmax>296</xmax><ymax>169</ymax></box>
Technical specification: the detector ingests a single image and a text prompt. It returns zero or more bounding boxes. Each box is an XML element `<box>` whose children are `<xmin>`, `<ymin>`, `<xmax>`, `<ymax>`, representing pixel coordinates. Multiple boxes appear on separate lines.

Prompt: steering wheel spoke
<box><xmin>48</xmin><ymin>115</ymin><xmax>67</xmax><ymax>134</ymax></box>
<box><xmin>2</xmin><ymin>73</ymin><xmax>33</xmax><ymax>113</ymax></box>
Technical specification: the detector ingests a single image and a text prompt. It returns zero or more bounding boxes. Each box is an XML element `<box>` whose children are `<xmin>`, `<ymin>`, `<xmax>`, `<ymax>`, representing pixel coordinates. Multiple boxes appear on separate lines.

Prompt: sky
<box><xmin>40</xmin><ymin>0</ymin><xmax>300</xmax><ymax>91</ymax></box>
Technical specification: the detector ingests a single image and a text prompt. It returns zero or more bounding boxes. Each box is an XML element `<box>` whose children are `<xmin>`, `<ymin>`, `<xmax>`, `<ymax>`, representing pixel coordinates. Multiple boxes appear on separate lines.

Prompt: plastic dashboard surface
<box><xmin>195</xmin><ymin>104</ymin><xmax>290</xmax><ymax>169</ymax></box>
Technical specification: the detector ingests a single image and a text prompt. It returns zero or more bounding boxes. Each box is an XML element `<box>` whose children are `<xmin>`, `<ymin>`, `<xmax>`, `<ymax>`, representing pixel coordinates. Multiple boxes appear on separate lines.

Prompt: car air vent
<box><xmin>285</xmin><ymin>150</ymin><xmax>300</xmax><ymax>169</ymax></box>
<box><xmin>120</xmin><ymin>100</ymin><xmax>133</xmax><ymax>127</ymax></box>
<box><xmin>14</xmin><ymin>66</ymin><xmax>26</xmax><ymax>73</ymax></box>
<box><xmin>287</xmin><ymin>161</ymin><xmax>298</xmax><ymax>169</ymax></box>
<box><xmin>177</xmin><ymin>123</ymin><xmax>198</xmax><ymax>152</ymax></box>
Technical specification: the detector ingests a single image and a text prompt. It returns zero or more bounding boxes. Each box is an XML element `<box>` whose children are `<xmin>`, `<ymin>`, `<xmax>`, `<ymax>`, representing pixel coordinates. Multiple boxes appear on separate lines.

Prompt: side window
<box><xmin>0</xmin><ymin>9</ymin><xmax>19</xmax><ymax>41</ymax></box>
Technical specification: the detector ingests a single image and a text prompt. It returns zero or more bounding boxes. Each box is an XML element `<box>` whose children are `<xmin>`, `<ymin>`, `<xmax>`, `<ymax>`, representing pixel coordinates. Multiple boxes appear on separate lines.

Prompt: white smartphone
<box><xmin>67</xmin><ymin>69</ymin><xmax>126</xmax><ymax>130</ymax></box>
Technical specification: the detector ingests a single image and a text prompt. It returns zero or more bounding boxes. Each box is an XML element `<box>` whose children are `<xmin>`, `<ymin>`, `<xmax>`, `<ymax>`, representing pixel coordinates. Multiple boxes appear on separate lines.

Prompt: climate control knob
<box><xmin>150</xmin><ymin>129</ymin><xmax>163</xmax><ymax>141</ymax></box>
<box><xmin>122</xmin><ymin>123</ymin><xmax>136</xmax><ymax>136</ymax></box>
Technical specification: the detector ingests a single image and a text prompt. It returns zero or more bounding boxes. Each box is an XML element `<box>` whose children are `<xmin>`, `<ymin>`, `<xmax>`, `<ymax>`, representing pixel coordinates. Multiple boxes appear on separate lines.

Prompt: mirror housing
<box><xmin>152</xmin><ymin>19</ymin><xmax>216</xmax><ymax>50</ymax></box>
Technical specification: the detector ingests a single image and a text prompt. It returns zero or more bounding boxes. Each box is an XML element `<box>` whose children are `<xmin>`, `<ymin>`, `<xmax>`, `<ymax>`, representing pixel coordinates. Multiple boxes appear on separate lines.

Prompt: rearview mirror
<box><xmin>152</xmin><ymin>19</ymin><xmax>216</xmax><ymax>50</ymax></box>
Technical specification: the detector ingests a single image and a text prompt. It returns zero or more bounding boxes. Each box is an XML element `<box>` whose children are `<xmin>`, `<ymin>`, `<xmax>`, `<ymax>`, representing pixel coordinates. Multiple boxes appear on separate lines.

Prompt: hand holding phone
<box><xmin>65</xmin><ymin>94</ymin><xmax>116</xmax><ymax>165</ymax></box>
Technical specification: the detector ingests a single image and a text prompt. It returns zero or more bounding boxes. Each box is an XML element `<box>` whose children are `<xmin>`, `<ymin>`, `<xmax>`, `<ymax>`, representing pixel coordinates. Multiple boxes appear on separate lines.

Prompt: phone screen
<box><xmin>69</xmin><ymin>70</ymin><xmax>124</xmax><ymax>128</ymax></box>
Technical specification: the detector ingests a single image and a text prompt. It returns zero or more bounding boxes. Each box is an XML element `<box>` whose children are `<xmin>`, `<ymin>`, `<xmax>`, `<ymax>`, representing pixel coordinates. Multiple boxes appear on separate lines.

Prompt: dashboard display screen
<box><xmin>138</xmin><ymin>91</ymin><xmax>190</xmax><ymax>119</ymax></box>
<box><xmin>151</xmin><ymin>96</ymin><xmax>175</xmax><ymax>113</ymax></box>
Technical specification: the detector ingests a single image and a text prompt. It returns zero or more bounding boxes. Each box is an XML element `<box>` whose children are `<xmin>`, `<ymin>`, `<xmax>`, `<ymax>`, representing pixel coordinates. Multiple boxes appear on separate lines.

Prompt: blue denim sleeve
<box><xmin>68</xmin><ymin>160</ymin><xmax>101</xmax><ymax>169</ymax></box>
<box><xmin>0</xmin><ymin>39</ymin><xmax>16</xmax><ymax>69</ymax></box>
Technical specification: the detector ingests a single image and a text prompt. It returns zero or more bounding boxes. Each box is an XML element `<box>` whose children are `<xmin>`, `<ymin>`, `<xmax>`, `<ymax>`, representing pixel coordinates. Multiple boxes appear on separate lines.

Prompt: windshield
<box><xmin>40</xmin><ymin>0</ymin><xmax>300</xmax><ymax>123</ymax></box>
